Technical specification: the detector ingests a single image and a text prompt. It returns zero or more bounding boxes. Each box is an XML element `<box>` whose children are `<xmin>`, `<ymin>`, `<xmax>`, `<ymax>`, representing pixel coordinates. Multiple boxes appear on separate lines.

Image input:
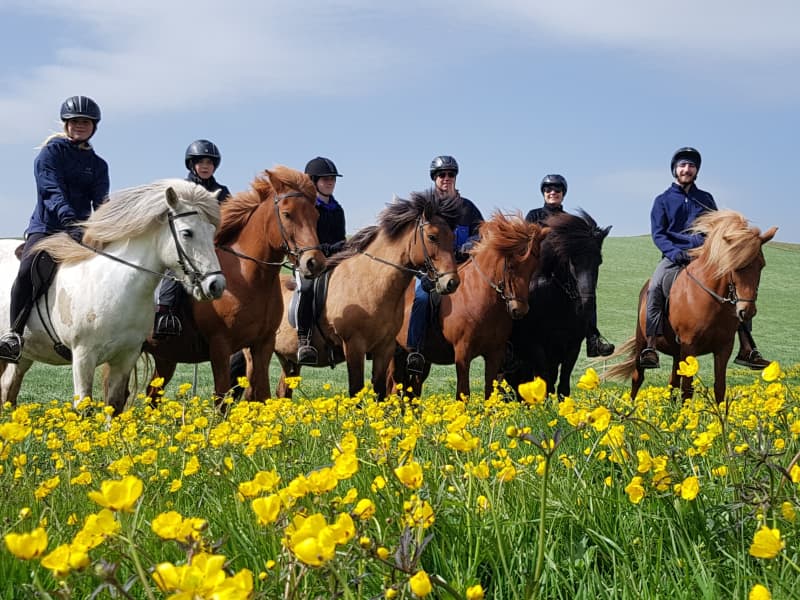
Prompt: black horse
<box><xmin>503</xmin><ymin>210</ymin><xmax>611</xmax><ymax>397</ymax></box>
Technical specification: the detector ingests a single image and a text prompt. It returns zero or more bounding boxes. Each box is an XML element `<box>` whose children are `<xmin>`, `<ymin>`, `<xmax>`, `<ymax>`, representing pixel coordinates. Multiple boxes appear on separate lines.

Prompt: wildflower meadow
<box><xmin>2</xmin><ymin>359</ymin><xmax>800</xmax><ymax>599</ymax></box>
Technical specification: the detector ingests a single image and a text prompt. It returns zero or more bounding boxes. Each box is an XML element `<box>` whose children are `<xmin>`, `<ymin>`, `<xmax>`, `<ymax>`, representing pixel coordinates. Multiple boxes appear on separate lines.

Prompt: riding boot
<box><xmin>297</xmin><ymin>333</ymin><xmax>318</xmax><ymax>365</ymax></box>
<box><xmin>639</xmin><ymin>336</ymin><xmax>660</xmax><ymax>369</ymax></box>
<box><xmin>734</xmin><ymin>324</ymin><xmax>771</xmax><ymax>370</ymax></box>
<box><xmin>153</xmin><ymin>306</ymin><xmax>182</xmax><ymax>338</ymax></box>
<box><xmin>0</xmin><ymin>331</ymin><xmax>24</xmax><ymax>363</ymax></box>
<box><xmin>586</xmin><ymin>333</ymin><xmax>615</xmax><ymax>357</ymax></box>
<box><xmin>407</xmin><ymin>350</ymin><xmax>425</xmax><ymax>374</ymax></box>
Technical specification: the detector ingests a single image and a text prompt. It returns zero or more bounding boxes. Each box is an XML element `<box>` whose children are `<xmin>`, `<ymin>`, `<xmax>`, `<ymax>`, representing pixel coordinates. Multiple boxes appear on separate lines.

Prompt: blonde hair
<box><xmin>37</xmin><ymin>121</ymin><xmax>94</xmax><ymax>150</ymax></box>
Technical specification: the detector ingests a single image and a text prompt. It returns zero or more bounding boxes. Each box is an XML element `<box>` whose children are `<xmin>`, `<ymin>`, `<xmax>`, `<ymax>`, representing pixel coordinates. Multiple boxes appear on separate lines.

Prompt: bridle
<box><xmin>360</xmin><ymin>217</ymin><xmax>457</xmax><ymax>283</ymax></box>
<box><xmin>79</xmin><ymin>209</ymin><xmax>222</xmax><ymax>287</ymax></box>
<box><xmin>217</xmin><ymin>190</ymin><xmax>321</xmax><ymax>269</ymax></box>
<box><xmin>685</xmin><ymin>268</ymin><xmax>757</xmax><ymax>306</ymax></box>
<box><xmin>471</xmin><ymin>254</ymin><xmax>526</xmax><ymax>310</ymax></box>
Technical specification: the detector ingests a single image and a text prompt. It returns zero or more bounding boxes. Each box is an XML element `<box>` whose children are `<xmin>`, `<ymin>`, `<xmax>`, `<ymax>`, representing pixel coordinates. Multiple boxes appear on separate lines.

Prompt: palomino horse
<box><xmin>144</xmin><ymin>166</ymin><xmax>325</xmax><ymax>403</ymax></box>
<box><xmin>503</xmin><ymin>210</ymin><xmax>611</xmax><ymax>397</ymax></box>
<box><xmin>607</xmin><ymin>210</ymin><xmax>777</xmax><ymax>404</ymax></box>
<box><xmin>0</xmin><ymin>181</ymin><xmax>225</xmax><ymax>414</ymax></box>
<box><xmin>272</xmin><ymin>191</ymin><xmax>461</xmax><ymax>399</ymax></box>
<box><xmin>389</xmin><ymin>212</ymin><xmax>548</xmax><ymax>399</ymax></box>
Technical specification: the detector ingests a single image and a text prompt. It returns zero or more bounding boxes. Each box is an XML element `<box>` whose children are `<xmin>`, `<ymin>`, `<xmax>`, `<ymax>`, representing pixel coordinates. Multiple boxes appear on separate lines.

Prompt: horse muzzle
<box><xmin>298</xmin><ymin>250</ymin><xmax>327</xmax><ymax>279</ymax></box>
<box><xmin>508</xmin><ymin>300</ymin><xmax>529</xmax><ymax>320</ymax></box>
<box><xmin>435</xmin><ymin>272</ymin><xmax>460</xmax><ymax>295</ymax></box>
<box><xmin>195</xmin><ymin>273</ymin><xmax>227</xmax><ymax>301</ymax></box>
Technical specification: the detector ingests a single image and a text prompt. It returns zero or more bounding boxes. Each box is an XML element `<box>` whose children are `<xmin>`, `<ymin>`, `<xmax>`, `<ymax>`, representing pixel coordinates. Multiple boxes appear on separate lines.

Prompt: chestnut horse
<box><xmin>144</xmin><ymin>166</ymin><xmax>326</xmax><ymax>403</ymax></box>
<box><xmin>503</xmin><ymin>210</ymin><xmax>611</xmax><ymax>397</ymax></box>
<box><xmin>272</xmin><ymin>191</ymin><xmax>461</xmax><ymax>399</ymax></box>
<box><xmin>607</xmin><ymin>210</ymin><xmax>777</xmax><ymax>404</ymax></box>
<box><xmin>388</xmin><ymin>212</ymin><xmax>548</xmax><ymax>399</ymax></box>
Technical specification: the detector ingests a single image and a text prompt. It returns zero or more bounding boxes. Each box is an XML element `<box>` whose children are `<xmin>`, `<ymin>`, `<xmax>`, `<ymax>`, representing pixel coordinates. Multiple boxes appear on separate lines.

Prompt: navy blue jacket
<box><xmin>26</xmin><ymin>136</ymin><xmax>109</xmax><ymax>235</ymax></box>
<box><xmin>187</xmin><ymin>171</ymin><xmax>231</xmax><ymax>203</ymax></box>
<box><xmin>454</xmin><ymin>194</ymin><xmax>484</xmax><ymax>250</ymax></box>
<box><xmin>650</xmin><ymin>182</ymin><xmax>717</xmax><ymax>263</ymax></box>
<box><xmin>525</xmin><ymin>203</ymin><xmax>564</xmax><ymax>225</ymax></box>
<box><xmin>316</xmin><ymin>196</ymin><xmax>346</xmax><ymax>255</ymax></box>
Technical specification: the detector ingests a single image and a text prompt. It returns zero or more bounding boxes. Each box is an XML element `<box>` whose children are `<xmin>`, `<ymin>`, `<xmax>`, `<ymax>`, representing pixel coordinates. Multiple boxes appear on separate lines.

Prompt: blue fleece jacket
<box><xmin>26</xmin><ymin>136</ymin><xmax>109</xmax><ymax>235</ymax></box>
<box><xmin>650</xmin><ymin>182</ymin><xmax>717</xmax><ymax>263</ymax></box>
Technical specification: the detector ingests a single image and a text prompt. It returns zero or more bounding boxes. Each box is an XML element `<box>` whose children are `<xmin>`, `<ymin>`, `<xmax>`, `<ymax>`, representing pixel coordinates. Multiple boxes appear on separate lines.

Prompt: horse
<box><xmin>388</xmin><ymin>211</ymin><xmax>549</xmax><ymax>400</ymax></box>
<box><xmin>0</xmin><ymin>180</ymin><xmax>225</xmax><ymax>414</ymax></box>
<box><xmin>606</xmin><ymin>209</ymin><xmax>777</xmax><ymax>404</ymax></box>
<box><xmin>143</xmin><ymin>166</ymin><xmax>326</xmax><ymax>404</ymax></box>
<box><xmin>502</xmin><ymin>210</ymin><xmax>611</xmax><ymax>397</ymax></box>
<box><xmin>272</xmin><ymin>191</ymin><xmax>461</xmax><ymax>400</ymax></box>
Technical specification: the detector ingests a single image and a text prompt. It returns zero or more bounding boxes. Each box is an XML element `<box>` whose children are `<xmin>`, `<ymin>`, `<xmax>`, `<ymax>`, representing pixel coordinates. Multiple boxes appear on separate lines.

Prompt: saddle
<box><xmin>288</xmin><ymin>271</ymin><xmax>332</xmax><ymax>330</ymax></box>
<box><xmin>661</xmin><ymin>266</ymin><xmax>682</xmax><ymax>319</ymax></box>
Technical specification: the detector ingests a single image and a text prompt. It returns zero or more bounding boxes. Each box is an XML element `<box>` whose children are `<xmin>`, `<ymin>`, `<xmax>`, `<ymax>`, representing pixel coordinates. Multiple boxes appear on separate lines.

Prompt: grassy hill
<box><xmin>11</xmin><ymin>236</ymin><xmax>800</xmax><ymax>403</ymax></box>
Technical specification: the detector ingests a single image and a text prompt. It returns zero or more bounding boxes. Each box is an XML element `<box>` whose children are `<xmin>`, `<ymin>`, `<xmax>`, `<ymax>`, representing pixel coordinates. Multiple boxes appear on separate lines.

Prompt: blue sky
<box><xmin>1</xmin><ymin>1</ymin><xmax>798</xmax><ymax>242</ymax></box>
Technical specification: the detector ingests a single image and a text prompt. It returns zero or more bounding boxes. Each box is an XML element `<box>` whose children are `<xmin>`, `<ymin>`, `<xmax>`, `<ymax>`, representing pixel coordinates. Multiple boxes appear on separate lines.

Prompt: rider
<box><xmin>405</xmin><ymin>155</ymin><xmax>484</xmax><ymax>374</ymax></box>
<box><xmin>525</xmin><ymin>174</ymin><xmax>615</xmax><ymax>358</ymax></box>
<box><xmin>296</xmin><ymin>156</ymin><xmax>347</xmax><ymax>365</ymax></box>
<box><xmin>153</xmin><ymin>139</ymin><xmax>231</xmax><ymax>337</ymax></box>
<box><xmin>639</xmin><ymin>147</ymin><xmax>771</xmax><ymax>370</ymax></box>
<box><xmin>0</xmin><ymin>96</ymin><xmax>109</xmax><ymax>363</ymax></box>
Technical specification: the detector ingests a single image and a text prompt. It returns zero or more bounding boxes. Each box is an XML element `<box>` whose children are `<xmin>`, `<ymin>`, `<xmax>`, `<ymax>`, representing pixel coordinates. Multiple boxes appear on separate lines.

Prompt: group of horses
<box><xmin>0</xmin><ymin>166</ymin><xmax>777</xmax><ymax>414</ymax></box>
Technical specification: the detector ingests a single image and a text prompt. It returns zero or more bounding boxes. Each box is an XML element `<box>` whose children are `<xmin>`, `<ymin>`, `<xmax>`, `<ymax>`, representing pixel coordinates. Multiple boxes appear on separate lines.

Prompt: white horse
<box><xmin>0</xmin><ymin>180</ymin><xmax>226</xmax><ymax>413</ymax></box>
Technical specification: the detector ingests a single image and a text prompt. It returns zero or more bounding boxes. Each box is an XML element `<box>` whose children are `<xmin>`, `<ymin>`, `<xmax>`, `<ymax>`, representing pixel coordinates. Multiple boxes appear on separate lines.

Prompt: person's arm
<box><xmin>650</xmin><ymin>196</ymin><xmax>687</xmax><ymax>263</ymax></box>
<box><xmin>37</xmin><ymin>145</ymin><xmax>77</xmax><ymax>225</ymax></box>
<box><xmin>91</xmin><ymin>158</ymin><xmax>110</xmax><ymax>210</ymax></box>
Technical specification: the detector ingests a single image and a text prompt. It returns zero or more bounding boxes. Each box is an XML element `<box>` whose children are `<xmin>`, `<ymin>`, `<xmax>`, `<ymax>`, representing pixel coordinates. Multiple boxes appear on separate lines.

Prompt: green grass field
<box><xmin>11</xmin><ymin>236</ymin><xmax>800</xmax><ymax>404</ymax></box>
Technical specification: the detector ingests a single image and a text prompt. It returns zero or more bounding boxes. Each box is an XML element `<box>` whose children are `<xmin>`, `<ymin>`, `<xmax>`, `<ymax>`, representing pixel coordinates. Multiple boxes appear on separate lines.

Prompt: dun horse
<box><xmin>0</xmin><ymin>181</ymin><xmax>225</xmax><ymax>413</ymax></box>
<box><xmin>144</xmin><ymin>167</ymin><xmax>325</xmax><ymax>403</ymax></box>
<box><xmin>607</xmin><ymin>210</ymin><xmax>777</xmax><ymax>404</ymax></box>
<box><xmin>503</xmin><ymin>210</ymin><xmax>611</xmax><ymax>397</ymax></box>
<box><xmin>272</xmin><ymin>191</ymin><xmax>461</xmax><ymax>399</ymax></box>
<box><xmin>389</xmin><ymin>212</ymin><xmax>548</xmax><ymax>399</ymax></box>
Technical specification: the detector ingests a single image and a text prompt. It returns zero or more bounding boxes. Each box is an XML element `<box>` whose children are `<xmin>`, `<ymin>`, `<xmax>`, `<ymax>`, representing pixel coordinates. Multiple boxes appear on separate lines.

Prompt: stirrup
<box><xmin>638</xmin><ymin>347</ymin><xmax>660</xmax><ymax>369</ymax></box>
<box><xmin>297</xmin><ymin>343</ymin><xmax>318</xmax><ymax>366</ymax></box>
<box><xmin>407</xmin><ymin>351</ymin><xmax>425</xmax><ymax>374</ymax></box>
<box><xmin>0</xmin><ymin>331</ymin><xmax>23</xmax><ymax>363</ymax></box>
<box><xmin>154</xmin><ymin>312</ymin><xmax>182</xmax><ymax>337</ymax></box>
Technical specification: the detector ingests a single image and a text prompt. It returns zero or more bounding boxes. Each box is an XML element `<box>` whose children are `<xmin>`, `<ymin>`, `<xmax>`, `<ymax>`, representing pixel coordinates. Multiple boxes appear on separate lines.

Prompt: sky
<box><xmin>1</xmin><ymin>1</ymin><xmax>798</xmax><ymax>243</ymax></box>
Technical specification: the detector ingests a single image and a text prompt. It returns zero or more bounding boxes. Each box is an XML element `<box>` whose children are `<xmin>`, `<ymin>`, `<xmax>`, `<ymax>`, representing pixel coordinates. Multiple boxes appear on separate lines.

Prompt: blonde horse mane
<box><xmin>688</xmin><ymin>209</ymin><xmax>765</xmax><ymax>278</ymax></box>
<box><xmin>34</xmin><ymin>179</ymin><xmax>220</xmax><ymax>265</ymax></box>
<box><xmin>473</xmin><ymin>211</ymin><xmax>539</xmax><ymax>259</ymax></box>
<box><xmin>216</xmin><ymin>166</ymin><xmax>316</xmax><ymax>246</ymax></box>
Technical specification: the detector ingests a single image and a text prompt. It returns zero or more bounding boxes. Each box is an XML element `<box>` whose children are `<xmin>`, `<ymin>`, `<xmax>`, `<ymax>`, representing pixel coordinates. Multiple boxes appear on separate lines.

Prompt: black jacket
<box><xmin>525</xmin><ymin>203</ymin><xmax>564</xmax><ymax>225</ymax></box>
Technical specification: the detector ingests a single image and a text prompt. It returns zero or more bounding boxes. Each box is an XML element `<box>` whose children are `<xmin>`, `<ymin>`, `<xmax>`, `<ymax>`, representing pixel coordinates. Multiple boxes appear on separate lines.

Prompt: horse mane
<box><xmin>542</xmin><ymin>209</ymin><xmax>608</xmax><ymax>259</ymax></box>
<box><xmin>688</xmin><ymin>209</ymin><xmax>764</xmax><ymax>278</ymax></box>
<box><xmin>216</xmin><ymin>166</ymin><xmax>316</xmax><ymax>246</ymax></box>
<box><xmin>473</xmin><ymin>211</ymin><xmax>540</xmax><ymax>258</ymax></box>
<box><xmin>324</xmin><ymin>190</ymin><xmax>463</xmax><ymax>268</ymax></box>
<box><xmin>35</xmin><ymin>179</ymin><xmax>221</xmax><ymax>265</ymax></box>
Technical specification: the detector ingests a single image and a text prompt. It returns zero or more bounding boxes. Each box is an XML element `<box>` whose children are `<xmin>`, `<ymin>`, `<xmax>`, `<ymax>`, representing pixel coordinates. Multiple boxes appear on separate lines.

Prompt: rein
<box><xmin>470</xmin><ymin>256</ymin><xmax>523</xmax><ymax>305</ymax></box>
<box><xmin>685</xmin><ymin>268</ymin><xmax>756</xmax><ymax>305</ymax></box>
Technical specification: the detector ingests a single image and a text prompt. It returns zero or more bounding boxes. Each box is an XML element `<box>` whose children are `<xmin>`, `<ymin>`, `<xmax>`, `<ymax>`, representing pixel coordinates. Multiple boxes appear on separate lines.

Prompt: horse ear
<box><xmin>166</xmin><ymin>186</ymin><xmax>178</xmax><ymax>211</ymax></box>
<box><xmin>760</xmin><ymin>226</ymin><xmax>778</xmax><ymax>245</ymax></box>
<box><xmin>601</xmin><ymin>225</ymin><xmax>612</xmax><ymax>238</ymax></box>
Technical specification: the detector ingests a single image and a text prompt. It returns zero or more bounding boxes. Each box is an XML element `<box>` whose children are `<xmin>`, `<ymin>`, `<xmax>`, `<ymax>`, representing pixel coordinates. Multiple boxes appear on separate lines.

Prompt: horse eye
<box><xmin>282</xmin><ymin>211</ymin><xmax>292</xmax><ymax>220</ymax></box>
<box><xmin>181</xmin><ymin>230</ymin><xmax>193</xmax><ymax>239</ymax></box>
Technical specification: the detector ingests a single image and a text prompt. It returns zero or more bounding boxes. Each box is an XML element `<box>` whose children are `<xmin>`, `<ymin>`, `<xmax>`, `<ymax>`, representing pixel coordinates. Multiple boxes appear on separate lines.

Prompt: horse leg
<box><xmin>455</xmin><ymin>356</ymin><xmax>472</xmax><ymax>401</ymax></box>
<box><xmin>713</xmin><ymin>350</ymin><xmax>732</xmax><ymax>404</ymax></box>
<box><xmin>558</xmin><ymin>347</ymin><xmax>581</xmax><ymax>398</ymax></box>
<box><xmin>386</xmin><ymin>345</ymin><xmax>408</xmax><ymax>398</ymax></box>
<box><xmin>105</xmin><ymin>355</ymin><xmax>139</xmax><ymax>415</ymax></box>
<box><xmin>343</xmin><ymin>341</ymin><xmax>367</xmax><ymax>398</ymax></box>
<box><xmin>0</xmin><ymin>358</ymin><xmax>33</xmax><ymax>408</ymax></box>
<box><xmin>369</xmin><ymin>344</ymin><xmax>395</xmax><ymax>401</ymax></box>
<box><xmin>630</xmin><ymin>366</ymin><xmax>646</xmax><ymax>402</ymax></box>
<box><xmin>71</xmin><ymin>349</ymin><xmax>97</xmax><ymax>410</ymax></box>
<box><xmin>247</xmin><ymin>339</ymin><xmax>274</xmax><ymax>402</ymax></box>
<box><xmin>275</xmin><ymin>353</ymin><xmax>300</xmax><ymax>400</ymax></box>
<box><xmin>483</xmin><ymin>350</ymin><xmax>504</xmax><ymax>400</ymax></box>
<box><xmin>146</xmin><ymin>358</ymin><xmax>177</xmax><ymax>408</ymax></box>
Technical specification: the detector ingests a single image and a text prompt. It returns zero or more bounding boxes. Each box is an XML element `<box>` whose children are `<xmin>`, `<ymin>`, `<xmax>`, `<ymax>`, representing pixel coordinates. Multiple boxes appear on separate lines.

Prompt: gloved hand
<box><xmin>64</xmin><ymin>223</ymin><xmax>84</xmax><ymax>242</ymax></box>
<box><xmin>420</xmin><ymin>275</ymin><xmax>436</xmax><ymax>293</ymax></box>
<box><xmin>675</xmin><ymin>251</ymin><xmax>691</xmax><ymax>265</ymax></box>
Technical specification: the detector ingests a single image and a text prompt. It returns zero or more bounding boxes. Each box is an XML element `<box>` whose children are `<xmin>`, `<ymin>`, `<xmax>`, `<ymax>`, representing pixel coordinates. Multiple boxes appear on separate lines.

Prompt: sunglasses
<box><xmin>436</xmin><ymin>171</ymin><xmax>457</xmax><ymax>179</ymax></box>
<box><xmin>542</xmin><ymin>185</ymin><xmax>564</xmax><ymax>193</ymax></box>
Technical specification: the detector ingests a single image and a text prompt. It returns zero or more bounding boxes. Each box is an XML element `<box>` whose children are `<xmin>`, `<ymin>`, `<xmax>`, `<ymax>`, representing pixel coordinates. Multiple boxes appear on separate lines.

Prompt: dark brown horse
<box><xmin>272</xmin><ymin>191</ymin><xmax>461</xmax><ymax>399</ymax></box>
<box><xmin>388</xmin><ymin>212</ymin><xmax>548</xmax><ymax>399</ymax></box>
<box><xmin>144</xmin><ymin>166</ymin><xmax>326</xmax><ymax>403</ymax></box>
<box><xmin>607</xmin><ymin>209</ymin><xmax>777</xmax><ymax>403</ymax></box>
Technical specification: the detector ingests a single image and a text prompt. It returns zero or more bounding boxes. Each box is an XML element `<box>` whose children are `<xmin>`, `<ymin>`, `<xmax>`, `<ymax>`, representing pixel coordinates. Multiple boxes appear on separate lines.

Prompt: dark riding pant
<box><xmin>645</xmin><ymin>257</ymin><xmax>681</xmax><ymax>338</ymax></box>
<box><xmin>296</xmin><ymin>273</ymin><xmax>315</xmax><ymax>339</ymax></box>
<box><xmin>407</xmin><ymin>277</ymin><xmax>430</xmax><ymax>351</ymax></box>
<box><xmin>155</xmin><ymin>271</ymin><xmax>181</xmax><ymax>309</ymax></box>
<box><xmin>9</xmin><ymin>233</ymin><xmax>47</xmax><ymax>331</ymax></box>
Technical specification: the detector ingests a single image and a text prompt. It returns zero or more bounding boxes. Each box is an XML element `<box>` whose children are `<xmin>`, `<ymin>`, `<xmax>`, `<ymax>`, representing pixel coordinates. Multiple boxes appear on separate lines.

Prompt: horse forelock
<box><xmin>475</xmin><ymin>211</ymin><xmax>537</xmax><ymax>258</ymax></box>
<box><xmin>82</xmin><ymin>179</ymin><xmax>219</xmax><ymax>248</ymax></box>
<box><xmin>267</xmin><ymin>165</ymin><xmax>317</xmax><ymax>202</ymax></box>
<box><xmin>690</xmin><ymin>209</ymin><xmax>763</xmax><ymax>277</ymax></box>
<box><xmin>216</xmin><ymin>174</ymin><xmax>273</xmax><ymax>245</ymax></box>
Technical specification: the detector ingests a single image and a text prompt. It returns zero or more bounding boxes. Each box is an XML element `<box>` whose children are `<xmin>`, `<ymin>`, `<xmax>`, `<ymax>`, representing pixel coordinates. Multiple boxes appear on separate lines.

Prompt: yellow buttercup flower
<box><xmin>749</xmin><ymin>525</ymin><xmax>784</xmax><ymax>559</ymax></box>
<box><xmin>409</xmin><ymin>570</ymin><xmax>432</xmax><ymax>597</ymax></box>
<box><xmin>677</xmin><ymin>356</ymin><xmax>699</xmax><ymax>377</ymax></box>
<box><xmin>466</xmin><ymin>584</ymin><xmax>485</xmax><ymax>600</ymax></box>
<box><xmin>353</xmin><ymin>498</ymin><xmax>376</xmax><ymax>520</ymax></box>
<box><xmin>394</xmin><ymin>461</ymin><xmax>424</xmax><ymax>490</ymax></box>
<box><xmin>87</xmin><ymin>475</ymin><xmax>143</xmax><ymax>512</ymax></box>
<box><xmin>625</xmin><ymin>476</ymin><xmax>645</xmax><ymax>504</ymax></box>
<box><xmin>4</xmin><ymin>527</ymin><xmax>48</xmax><ymax>560</ymax></box>
<box><xmin>518</xmin><ymin>378</ymin><xmax>547</xmax><ymax>405</ymax></box>
<box><xmin>761</xmin><ymin>361</ymin><xmax>782</xmax><ymax>382</ymax></box>
<box><xmin>41</xmin><ymin>543</ymin><xmax>90</xmax><ymax>578</ymax></box>
<box><xmin>678</xmin><ymin>475</ymin><xmax>700</xmax><ymax>501</ymax></box>
<box><xmin>749</xmin><ymin>583</ymin><xmax>771</xmax><ymax>600</ymax></box>
<box><xmin>252</xmin><ymin>495</ymin><xmax>282</xmax><ymax>526</ymax></box>
<box><xmin>577</xmin><ymin>367</ymin><xmax>600</xmax><ymax>391</ymax></box>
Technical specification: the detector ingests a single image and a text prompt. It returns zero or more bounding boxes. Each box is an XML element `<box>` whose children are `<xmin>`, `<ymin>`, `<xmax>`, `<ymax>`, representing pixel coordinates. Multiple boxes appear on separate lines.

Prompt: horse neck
<box><xmin>463</xmin><ymin>249</ymin><xmax>509</xmax><ymax>308</ymax></box>
<box><xmin>82</xmin><ymin>233</ymin><xmax>168</xmax><ymax>298</ymax></box>
<box><xmin>232</xmin><ymin>200</ymin><xmax>286</xmax><ymax>263</ymax></box>
<box><xmin>352</xmin><ymin>228</ymin><xmax>417</xmax><ymax>295</ymax></box>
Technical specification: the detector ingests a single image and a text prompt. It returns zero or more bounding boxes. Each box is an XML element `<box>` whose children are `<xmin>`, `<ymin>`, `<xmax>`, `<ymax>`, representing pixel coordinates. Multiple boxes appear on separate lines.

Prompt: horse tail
<box><xmin>604</xmin><ymin>336</ymin><xmax>639</xmax><ymax>381</ymax></box>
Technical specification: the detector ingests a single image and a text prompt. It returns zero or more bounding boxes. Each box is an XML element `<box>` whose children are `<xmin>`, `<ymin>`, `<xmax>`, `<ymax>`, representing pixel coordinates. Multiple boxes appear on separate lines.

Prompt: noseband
<box><xmin>168</xmin><ymin>210</ymin><xmax>223</xmax><ymax>288</ymax></box>
<box><xmin>686</xmin><ymin>269</ymin><xmax>757</xmax><ymax>305</ymax></box>
<box><xmin>471</xmin><ymin>255</ymin><xmax>525</xmax><ymax>309</ymax></box>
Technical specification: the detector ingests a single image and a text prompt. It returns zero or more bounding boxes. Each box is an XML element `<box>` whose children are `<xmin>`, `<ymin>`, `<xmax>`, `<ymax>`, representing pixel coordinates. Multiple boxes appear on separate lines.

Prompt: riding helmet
<box><xmin>670</xmin><ymin>147</ymin><xmax>702</xmax><ymax>176</ymax></box>
<box><xmin>304</xmin><ymin>157</ymin><xmax>342</xmax><ymax>179</ymax></box>
<box><xmin>429</xmin><ymin>155</ymin><xmax>459</xmax><ymax>180</ymax></box>
<box><xmin>185</xmin><ymin>139</ymin><xmax>222</xmax><ymax>170</ymax></box>
<box><xmin>60</xmin><ymin>96</ymin><xmax>102</xmax><ymax>123</ymax></box>
<box><xmin>540</xmin><ymin>174</ymin><xmax>568</xmax><ymax>195</ymax></box>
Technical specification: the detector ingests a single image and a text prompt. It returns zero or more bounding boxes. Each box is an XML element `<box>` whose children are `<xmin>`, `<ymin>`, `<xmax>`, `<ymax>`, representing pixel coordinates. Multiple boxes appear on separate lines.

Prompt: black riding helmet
<box><xmin>429</xmin><ymin>155</ymin><xmax>459</xmax><ymax>180</ymax></box>
<box><xmin>671</xmin><ymin>147</ymin><xmax>702</xmax><ymax>176</ymax></box>
<box><xmin>540</xmin><ymin>174</ymin><xmax>568</xmax><ymax>195</ymax></box>
<box><xmin>185</xmin><ymin>139</ymin><xmax>221</xmax><ymax>171</ymax></box>
<box><xmin>60</xmin><ymin>96</ymin><xmax>102</xmax><ymax>123</ymax></box>
<box><xmin>304</xmin><ymin>156</ymin><xmax>342</xmax><ymax>181</ymax></box>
